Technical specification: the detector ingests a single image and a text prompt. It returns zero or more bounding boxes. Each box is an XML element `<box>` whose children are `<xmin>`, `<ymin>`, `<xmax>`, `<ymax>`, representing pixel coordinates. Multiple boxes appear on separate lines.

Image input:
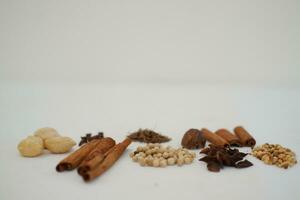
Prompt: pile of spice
<box><xmin>199</xmin><ymin>145</ymin><xmax>253</xmax><ymax>172</ymax></box>
<box><xmin>56</xmin><ymin>137</ymin><xmax>131</xmax><ymax>182</ymax></box>
<box><xmin>200</xmin><ymin>126</ymin><xmax>256</xmax><ymax>148</ymax></box>
<box><xmin>79</xmin><ymin>132</ymin><xmax>104</xmax><ymax>146</ymax></box>
<box><xmin>130</xmin><ymin>143</ymin><xmax>196</xmax><ymax>167</ymax></box>
<box><xmin>181</xmin><ymin>129</ymin><xmax>206</xmax><ymax>149</ymax></box>
<box><xmin>128</xmin><ymin>129</ymin><xmax>171</xmax><ymax>143</ymax></box>
<box><xmin>17</xmin><ymin>127</ymin><xmax>76</xmax><ymax>157</ymax></box>
<box><xmin>251</xmin><ymin>143</ymin><xmax>297</xmax><ymax>169</ymax></box>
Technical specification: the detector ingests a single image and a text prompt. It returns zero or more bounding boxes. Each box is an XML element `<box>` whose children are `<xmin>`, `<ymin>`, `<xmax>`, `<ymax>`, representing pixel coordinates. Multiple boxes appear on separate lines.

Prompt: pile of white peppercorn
<box><xmin>130</xmin><ymin>143</ymin><xmax>196</xmax><ymax>167</ymax></box>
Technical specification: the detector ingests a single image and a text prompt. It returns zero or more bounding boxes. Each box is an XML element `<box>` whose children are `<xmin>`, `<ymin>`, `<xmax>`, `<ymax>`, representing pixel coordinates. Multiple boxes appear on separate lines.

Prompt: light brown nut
<box><xmin>167</xmin><ymin>157</ymin><xmax>176</xmax><ymax>165</ymax></box>
<box><xmin>45</xmin><ymin>136</ymin><xmax>76</xmax><ymax>153</ymax></box>
<box><xmin>138</xmin><ymin>158</ymin><xmax>146</xmax><ymax>166</ymax></box>
<box><xmin>159</xmin><ymin>159</ymin><xmax>167</xmax><ymax>167</ymax></box>
<box><xmin>184</xmin><ymin>157</ymin><xmax>193</xmax><ymax>164</ymax></box>
<box><xmin>153</xmin><ymin>159</ymin><xmax>160</xmax><ymax>167</ymax></box>
<box><xmin>34</xmin><ymin>127</ymin><xmax>60</xmax><ymax>143</ymax></box>
<box><xmin>177</xmin><ymin>158</ymin><xmax>184</xmax><ymax>166</ymax></box>
<box><xmin>18</xmin><ymin>136</ymin><xmax>44</xmax><ymax>157</ymax></box>
<box><xmin>132</xmin><ymin>155</ymin><xmax>138</xmax><ymax>162</ymax></box>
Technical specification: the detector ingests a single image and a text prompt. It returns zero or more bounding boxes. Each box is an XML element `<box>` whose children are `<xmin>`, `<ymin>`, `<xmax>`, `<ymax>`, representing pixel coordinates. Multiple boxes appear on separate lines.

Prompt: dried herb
<box><xmin>199</xmin><ymin>144</ymin><xmax>253</xmax><ymax>172</ymax></box>
<box><xmin>127</xmin><ymin>129</ymin><xmax>171</xmax><ymax>143</ymax></box>
<box><xmin>181</xmin><ymin>129</ymin><xmax>206</xmax><ymax>149</ymax></box>
<box><xmin>79</xmin><ymin>132</ymin><xmax>104</xmax><ymax>146</ymax></box>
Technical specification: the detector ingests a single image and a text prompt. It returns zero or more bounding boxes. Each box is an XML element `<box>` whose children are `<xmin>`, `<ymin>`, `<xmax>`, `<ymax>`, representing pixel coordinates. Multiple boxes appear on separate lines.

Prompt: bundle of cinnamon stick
<box><xmin>201</xmin><ymin>126</ymin><xmax>256</xmax><ymax>148</ymax></box>
<box><xmin>56</xmin><ymin>137</ymin><xmax>131</xmax><ymax>182</ymax></box>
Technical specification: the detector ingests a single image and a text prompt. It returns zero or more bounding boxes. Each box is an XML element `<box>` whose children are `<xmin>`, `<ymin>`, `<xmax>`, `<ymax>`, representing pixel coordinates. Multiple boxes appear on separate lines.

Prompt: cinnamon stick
<box><xmin>81</xmin><ymin>138</ymin><xmax>132</xmax><ymax>182</ymax></box>
<box><xmin>234</xmin><ymin>126</ymin><xmax>256</xmax><ymax>147</ymax></box>
<box><xmin>56</xmin><ymin>139</ymin><xmax>101</xmax><ymax>172</ymax></box>
<box><xmin>201</xmin><ymin>128</ymin><xmax>229</xmax><ymax>147</ymax></box>
<box><xmin>77</xmin><ymin>137</ymin><xmax>116</xmax><ymax>175</ymax></box>
<box><xmin>215</xmin><ymin>129</ymin><xmax>241</xmax><ymax>147</ymax></box>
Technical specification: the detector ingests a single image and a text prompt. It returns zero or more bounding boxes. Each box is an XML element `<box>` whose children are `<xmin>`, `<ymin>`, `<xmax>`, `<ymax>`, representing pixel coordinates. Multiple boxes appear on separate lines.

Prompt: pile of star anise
<box><xmin>199</xmin><ymin>144</ymin><xmax>253</xmax><ymax>172</ymax></box>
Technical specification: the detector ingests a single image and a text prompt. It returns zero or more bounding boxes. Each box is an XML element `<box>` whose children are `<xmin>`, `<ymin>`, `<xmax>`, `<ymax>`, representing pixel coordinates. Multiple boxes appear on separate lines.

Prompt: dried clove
<box><xmin>79</xmin><ymin>132</ymin><xmax>104</xmax><ymax>146</ymax></box>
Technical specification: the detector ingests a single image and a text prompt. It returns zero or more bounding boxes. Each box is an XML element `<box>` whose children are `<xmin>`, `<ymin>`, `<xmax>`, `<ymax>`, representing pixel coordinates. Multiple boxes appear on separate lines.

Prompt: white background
<box><xmin>0</xmin><ymin>1</ymin><xmax>299</xmax><ymax>200</ymax></box>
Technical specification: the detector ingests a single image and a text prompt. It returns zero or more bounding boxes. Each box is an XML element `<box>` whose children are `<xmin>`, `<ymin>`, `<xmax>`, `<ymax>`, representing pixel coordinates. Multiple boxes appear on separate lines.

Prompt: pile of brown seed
<box><xmin>128</xmin><ymin>129</ymin><xmax>171</xmax><ymax>143</ymax></box>
<box><xmin>251</xmin><ymin>143</ymin><xmax>297</xmax><ymax>169</ymax></box>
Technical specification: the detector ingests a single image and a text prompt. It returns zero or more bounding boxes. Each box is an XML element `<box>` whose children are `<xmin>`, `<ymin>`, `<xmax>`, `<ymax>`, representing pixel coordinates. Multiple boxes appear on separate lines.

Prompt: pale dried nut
<box><xmin>137</xmin><ymin>156</ymin><xmax>144</xmax><ymax>162</ymax></box>
<box><xmin>138</xmin><ymin>158</ymin><xmax>146</xmax><ymax>166</ymax></box>
<box><xmin>278</xmin><ymin>154</ymin><xmax>285</xmax><ymax>159</ymax></box>
<box><xmin>129</xmin><ymin>152</ymin><xmax>135</xmax><ymax>158</ymax></box>
<box><xmin>280</xmin><ymin>162</ymin><xmax>289</xmax><ymax>169</ymax></box>
<box><xmin>159</xmin><ymin>159</ymin><xmax>167</xmax><ymax>167</ymax></box>
<box><xmin>146</xmin><ymin>155</ymin><xmax>153</xmax><ymax>159</ymax></box>
<box><xmin>158</xmin><ymin>148</ymin><xmax>166</xmax><ymax>153</ymax></box>
<box><xmin>156</xmin><ymin>153</ymin><xmax>162</xmax><ymax>158</ymax></box>
<box><xmin>18</xmin><ymin>136</ymin><xmax>44</xmax><ymax>157</ymax></box>
<box><xmin>135</xmin><ymin>152</ymin><xmax>142</xmax><ymax>157</ymax></box>
<box><xmin>272</xmin><ymin>156</ymin><xmax>278</xmax><ymax>164</ymax></box>
<box><xmin>137</xmin><ymin>146</ymin><xmax>143</xmax><ymax>152</ymax></box>
<box><xmin>177</xmin><ymin>158</ymin><xmax>184</xmax><ymax>166</ymax></box>
<box><xmin>145</xmin><ymin>149</ymin><xmax>152</xmax><ymax>155</ymax></box>
<box><xmin>132</xmin><ymin>155</ymin><xmax>138</xmax><ymax>162</ymax></box>
<box><xmin>139</xmin><ymin>152</ymin><xmax>146</xmax><ymax>157</ymax></box>
<box><xmin>159</xmin><ymin>157</ymin><xmax>165</xmax><ymax>161</ymax></box>
<box><xmin>45</xmin><ymin>136</ymin><xmax>76</xmax><ymax>153</ymax></box>
<box><xmin>262</xmin><ymin>155</ymin><xmax>270</xmax><ymax>164</ymax></box>
<box><xmin>178</xmin><ymin>155</ymin><xmax>184</xmax><ymax>161</ymax></box>
<box><xmin>146</xmin><ymin>157</ymin><xmax>154</xmax><ymax>166</ymax></box>
<box><xmin>184</xmin><ymin>157</ymin><xmax>193</xmax><ymax>164</ymax></box>
<box><xmin>163</xmin><ymin>152</ymin><xmax>169</xmax><ymax>158</ymax></box>
<box><xmin>34</xmin><ymin>127</ymin><xmax>60</xmax><ymax>144</ymax></box>
<box><xmin>153</xmin><ymin>146</ymin><xmax>159</xmax><ymax>151</ymax></box>
<box><xmin>153</xmin><ymin>159</ymin><xmax>160</xmax><ymax>167</ymax></box>
<box><xmin>167</xmin><ymin>157</ymin><xmax>176</xmax><ymax>165</ymax></box>
<box><xmin>168</xmin><ymin>152</ymin><xmax>174</xmax><ymax>157</ymax></box>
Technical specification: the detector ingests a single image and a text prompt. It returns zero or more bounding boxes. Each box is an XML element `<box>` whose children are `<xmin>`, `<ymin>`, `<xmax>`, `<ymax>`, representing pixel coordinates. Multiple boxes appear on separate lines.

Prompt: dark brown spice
<box><xmin>235</xmin><ymin>160</ymin><xmax>253</xmax><ymax>168</ymax></box>
<box><xmin>199</xmin><ymin>144</ymin><xmax>253</xmax><ymax>172</ymax></box>
<box><xmin>207</xmin><ymin>161</ymin><xmax>221</xmax><ymax>172</ymax></box>
<box><xmin>79</xmin><ymin>132</ymin><xmax>104</xmax><ymax>146</ymax></box>
<box><xmin>127</xmin><ymin>129</ymin><xmax>171</xmax><ymax>143</ymax></box>
<box><xmin>181</xmin><ymin>129</ymin><xmax>206</xmax><ymax>149</ymax></box>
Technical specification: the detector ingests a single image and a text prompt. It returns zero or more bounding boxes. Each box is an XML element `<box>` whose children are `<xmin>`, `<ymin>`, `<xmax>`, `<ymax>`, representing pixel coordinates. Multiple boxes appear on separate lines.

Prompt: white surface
<box><xmin>1</xmin><ymin>0</ymin><xmax>300</xmax><ymax>199</ymax></box>
<box><xmin>0</xmin><ymin>83</ymin><xmax>299</xmax><ymax>200</ymax></box>
<box><xmin>0</xmin><ymin>0</ymin><xmax>300</xmax><ymax>85</ymax></box>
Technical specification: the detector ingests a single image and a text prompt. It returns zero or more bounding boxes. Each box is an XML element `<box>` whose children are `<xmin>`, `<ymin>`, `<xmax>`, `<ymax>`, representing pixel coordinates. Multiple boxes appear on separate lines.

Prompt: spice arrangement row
<box><xmin>17</xmin><ymin>126</ymin><xmax>297</xmax><ymax>182</ymax></box>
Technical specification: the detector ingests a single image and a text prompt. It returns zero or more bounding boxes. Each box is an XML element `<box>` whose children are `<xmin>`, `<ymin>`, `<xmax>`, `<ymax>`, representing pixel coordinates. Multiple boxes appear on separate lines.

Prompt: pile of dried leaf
<box><xmin>199</xmin><ymin>145</ymin><xmax>253</xmax><ymax>172</ymax></box>
<box><xmin>128</xmin><ymin>129</ymin><xmax>171</xmax><ymax>143</ymax></box>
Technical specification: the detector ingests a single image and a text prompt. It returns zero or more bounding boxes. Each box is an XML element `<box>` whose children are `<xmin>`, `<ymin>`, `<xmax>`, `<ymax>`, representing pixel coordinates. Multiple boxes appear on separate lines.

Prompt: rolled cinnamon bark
<box><xmin>81</xmin><ymin>138</ymin><xmax>132</xmax><ymax>182</ymax></box>
<box><xmin>234</xmin><ymin>126</ymin><xmax>256</xmax><ymax>147</ymax></box>
<box><xmin>215</xmin><ymin>129</ymin><xmax>241</xmax><ymax>147</ymax></box>
<box><xmin>77</xmin><ymin>137</ymin><xmax>116</xmax><ymax>175</ymax></box>
<box><xmin>201</xmin><ymin>128</ymin><xmax>229</xmax><ymax>147</ymax></box>
<box><xmin>56</xmin><ymin>139</ymin><xmax>101</xmax><ymax>172</ymax></box>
